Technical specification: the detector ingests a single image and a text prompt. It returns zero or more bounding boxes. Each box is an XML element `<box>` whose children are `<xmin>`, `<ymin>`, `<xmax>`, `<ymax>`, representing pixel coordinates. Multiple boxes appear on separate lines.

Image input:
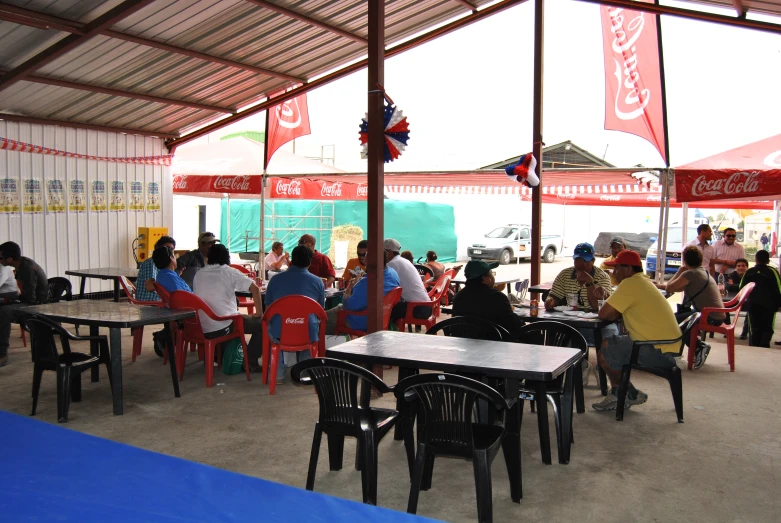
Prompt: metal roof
<box><xmin>0</xmin><ymin>0</ymin><xmax>778</xmax><ymax>142</ymax></box>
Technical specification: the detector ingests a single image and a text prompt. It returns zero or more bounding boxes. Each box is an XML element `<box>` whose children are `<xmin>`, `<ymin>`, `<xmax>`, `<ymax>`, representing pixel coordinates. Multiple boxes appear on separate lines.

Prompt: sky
<box><xmin>192</xmin><ymin>0</ymin><xmax>781</xmax><ymax>174</ymax></box>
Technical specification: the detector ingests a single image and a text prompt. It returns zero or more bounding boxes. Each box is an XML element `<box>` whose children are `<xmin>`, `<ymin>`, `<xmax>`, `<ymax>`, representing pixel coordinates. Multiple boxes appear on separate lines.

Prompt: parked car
<box><xmin>467</xmin><ymin>224</ymin><xmax>563</xmax><ymax>264</ymax></box>
<box><xmin>645</xmin><ymin>225</ymin><xmax>698</xmax><ymax>278</ymax></box>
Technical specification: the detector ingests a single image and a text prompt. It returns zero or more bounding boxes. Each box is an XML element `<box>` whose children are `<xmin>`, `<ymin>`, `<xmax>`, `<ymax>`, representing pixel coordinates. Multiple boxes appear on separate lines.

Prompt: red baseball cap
<box><xmin>611</xmin><ymin>250</ymin><xmax>642</xmax><ymax>267</ymax></box>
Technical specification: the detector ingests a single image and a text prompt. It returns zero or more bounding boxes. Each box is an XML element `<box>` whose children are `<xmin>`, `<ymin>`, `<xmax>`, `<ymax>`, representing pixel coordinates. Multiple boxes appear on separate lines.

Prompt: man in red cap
<box><xmin>594</xmin><ymin>250</ymin><xmax>682</xmax><ymax>412</ymax></box>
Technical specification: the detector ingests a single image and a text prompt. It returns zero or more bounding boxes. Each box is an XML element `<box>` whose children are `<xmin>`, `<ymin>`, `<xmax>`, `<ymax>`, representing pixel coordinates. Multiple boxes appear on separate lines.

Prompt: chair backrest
<box><xmin>428</xmin><ymin>275</ymin><xmax>451</xmax><ymax>301</ymax></box>
<box><xmin>383</xmin><ymin>287</ymin><xmax>403</xmax><ymax>329</ymax></box>
<box><xmin>168</xmin><ymin>290</ymin><xmax>217</xmax><ymax>342</ymax></box>
<box><xmin>414</xmin><ymin>264</ymin><xmax>434</xmax><ymax>279</ymax></box>
<box><xmin>261</xmin><ymin>295</ymin><xmax>327</xmax><ymax>347</ymax></box>
<box><xmin>443</xmin><ymin>268</ymin><xmax>458</xmax><ymax>280</ymax></box>
<box><xmin>230</xmin><ymin>264</ymin><xmax>256</xmax><ymax>279</ymax></box>
<box><xmin>427</xmin><ymin>316</ymin><xmax>510</xmax><ymax>342</ymax></box>
<box><xmin>728</xmin><ymin>282</ymin><xmax>754</xmax><ymax>313</ymax></box>
<box><xmin>47</xmin><ymin>277</ymin><xmax>72</xmax><ymax>303</ymax></box>
<box><xmin>291</xmin><ymin>358</ymin><xmax>392</xmax><ymax>430</ymax></box>
<box><xmin>394</xmin><ymin>373</ymin><xmax>508</xmax><ymax>457</ymax></box>
<box><xmin>152</xmin><ymin>282</ymin><xmax>172</xmax><ymax>308</ymax></box>
<box><xmin>516</xmin><ymin>320</ymin><xmax>589</xmax><ymax>353</ymax></box>
<box><xmin>25</xmin><ymin>315</ymin><xmax>71</xmax><ymax>364</ymax></box>
<box><xmin>676</xmin><ymin>312</ymin><xmax>702</xmax><ymax>356</ymax></box>
<box><xmin>515</xmin><ymin>279</ymin><xmax>530</xmax><ymax>300</ymax></box>
<box><xmin>119</xmin><ymin>275</ymin><xmax>157</xmax><ymax>305</ymax></box>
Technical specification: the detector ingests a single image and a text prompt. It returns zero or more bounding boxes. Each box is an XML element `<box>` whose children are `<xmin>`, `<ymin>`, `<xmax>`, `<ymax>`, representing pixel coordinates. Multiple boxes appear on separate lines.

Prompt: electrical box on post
<box><xmin>137</xmin><ymin>227</ymin><xmax>169</xmax><ymax>262</ymax></box>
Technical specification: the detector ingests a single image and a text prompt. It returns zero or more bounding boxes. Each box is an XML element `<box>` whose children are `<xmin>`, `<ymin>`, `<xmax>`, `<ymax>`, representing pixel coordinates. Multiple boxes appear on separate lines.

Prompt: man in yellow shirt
<box><xmin>595</xmin><ymin>250</ymin><xmax>682</xmax><ymax>411</ymax></box>
<box><xmin>341</xmin><ymin>240</ymin><xmax>368</xmax><ymax>281</ymax></box>
<box><xmin>600</xmin><ymin>236</ymin><xmax>626</xmax><ymax>286</ymax></box>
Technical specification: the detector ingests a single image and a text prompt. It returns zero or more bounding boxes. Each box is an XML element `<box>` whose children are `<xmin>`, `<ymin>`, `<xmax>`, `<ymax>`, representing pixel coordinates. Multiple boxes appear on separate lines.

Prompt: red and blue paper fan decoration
<box><xmin>505</xmin><ymin>153</ymin><xmax>540</xmax><ymax>188</ymax></box>
<box><xmin>359</xmin><ymin>101</ymin><xmax>410</xmax><ymax>163</ymax></box>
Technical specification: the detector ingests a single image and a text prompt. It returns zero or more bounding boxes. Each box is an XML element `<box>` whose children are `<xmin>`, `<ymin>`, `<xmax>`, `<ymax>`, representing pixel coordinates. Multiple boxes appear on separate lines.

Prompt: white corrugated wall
<box><xmin>0</xmin><ymin>121</ymin><xmax>172</xmax><ymax>294</ymax></box>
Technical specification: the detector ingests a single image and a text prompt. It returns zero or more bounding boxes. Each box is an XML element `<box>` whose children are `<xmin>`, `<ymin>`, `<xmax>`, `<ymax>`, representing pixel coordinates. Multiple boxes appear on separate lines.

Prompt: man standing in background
<box><xmin>711</xmin><ymin>228</ymin><xmax>745</xmax><ymax>274</ymax></box>
<box><xmin>686</xmin><ymin>224</ymin><xmax>715</xmax><ymax>276</ymax></box>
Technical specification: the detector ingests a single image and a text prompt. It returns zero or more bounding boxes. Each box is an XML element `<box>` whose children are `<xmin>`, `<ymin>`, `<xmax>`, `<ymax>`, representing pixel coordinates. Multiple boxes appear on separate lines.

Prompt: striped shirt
<box><xmin>549</xmin><ymin>266</ymin><xmax>612</xmax><ymax>307</ymax></box>
<box><xmin>686</xmin><ymin>239</ymin><xmax>714</xmax><ymax>272</ymax></box>
<box><xmin>712</xmin><ymin>239</ymin><xmax>745</xmax><ymax>273</ymax></box>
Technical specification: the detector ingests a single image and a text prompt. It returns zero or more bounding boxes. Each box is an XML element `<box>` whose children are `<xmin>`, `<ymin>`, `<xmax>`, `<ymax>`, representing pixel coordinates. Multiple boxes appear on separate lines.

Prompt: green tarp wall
<box><xmin>220</xmin><ymin>199</ymin><xmax>457</xmax><ymax>262</ymax></box>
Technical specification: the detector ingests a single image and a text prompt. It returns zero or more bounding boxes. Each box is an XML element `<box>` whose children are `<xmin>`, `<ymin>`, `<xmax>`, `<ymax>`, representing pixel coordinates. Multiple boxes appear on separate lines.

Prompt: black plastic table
<box><xmin>66</xmin><ymin>267</ymin><xmax>139</xmax><ymax>302</ymax></box>
<box><xmin>528</xmin><ymin>281</ymin><xmax>552</xmax><ymax>300</ymax></box>
<box><xmin>20</xmin><ymin>301</ymin><xmax>194</xmax><ymax>415</ymax></box>
<box><xmin>327</xmin><ymin>331</ymin><xmax>582</xmax><ymax>501</ymax></box>
<box><xmin>515</xmin><ymin>307</ymin><xmax>612</xmax><ymax>397</ymax></box>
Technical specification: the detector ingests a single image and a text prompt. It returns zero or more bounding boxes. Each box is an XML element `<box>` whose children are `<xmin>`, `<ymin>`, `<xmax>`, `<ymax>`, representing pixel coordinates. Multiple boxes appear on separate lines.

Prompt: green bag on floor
<box><xmin>221</xmin><ymin>339</ymin><xmax>245</xmax><ymax>375</ymax></box>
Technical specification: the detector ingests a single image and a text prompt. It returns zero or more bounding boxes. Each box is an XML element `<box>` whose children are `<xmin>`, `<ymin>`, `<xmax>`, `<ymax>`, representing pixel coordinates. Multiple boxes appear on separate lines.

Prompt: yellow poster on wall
<box><xmin>129</xmin><ymin>181</ymin><xmax>144</xmax><ymax>211</ymax></box>
<box><xmin>46</xmin><ymin>179</ymin><xmax>66</xmax><ymax>213</ymax></box>
<box><xmin>0</xmin><ymin>178</ymin><xmax>19</xmax><ymax>213</ymax></box>
<box><xmin>146</xmin><ymin>181</ymin><xmax>160</xmax><ymax>211</ymax></box>
<box><xmin>69</xmin><ymin>179</ymin><xmax>86</xmax><ymax>212</ymax></box>
<box><xmin>22</xmin><ymin>179</ymin><xmax>43</xmax><ymax>213</ymax></box>
<box><xmin>110</xmin><ymin>181</ymin><xmax>126</xmax><ymax>211</ymax></box>
<box><xmin>91</xmin><ymin>180</ymin><xmax>107</xmax><ymax>212</ymax></box>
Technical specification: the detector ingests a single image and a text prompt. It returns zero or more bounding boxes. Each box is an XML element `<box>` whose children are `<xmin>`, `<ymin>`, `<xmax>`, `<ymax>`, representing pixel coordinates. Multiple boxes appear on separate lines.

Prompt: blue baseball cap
<box><xmin>573</xmin><ymin>243</ymin><xmax>595</xmax><ymax>262</ymax></box>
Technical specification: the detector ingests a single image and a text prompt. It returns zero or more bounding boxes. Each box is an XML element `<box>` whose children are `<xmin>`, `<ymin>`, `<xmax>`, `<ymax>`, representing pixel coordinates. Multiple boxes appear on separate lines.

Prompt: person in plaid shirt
<box><xmin>137</xmin><ymin>235</ymin><xmax>176</xmax><ymax>357</ymax></box>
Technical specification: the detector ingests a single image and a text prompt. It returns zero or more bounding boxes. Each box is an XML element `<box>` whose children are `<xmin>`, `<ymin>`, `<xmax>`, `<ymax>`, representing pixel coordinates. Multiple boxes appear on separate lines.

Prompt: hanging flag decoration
<box><xmin>264</xmin><ymin>92</ymin><xmax>311</xmax><ymax>170</ymax></box>
<box><xmin>504</xmin><ymin>153</ymin><xmax>540</xmax><ymax>187</ymax></box>
<box><xmin>359</xmin><ymin>101</ymin><xmax>410</xmax><ymax>163</ymax></box>
<box><xmin>0</xmin><ymin>138</ymin><xmax>173</xmax><ymax>165</ymax></box>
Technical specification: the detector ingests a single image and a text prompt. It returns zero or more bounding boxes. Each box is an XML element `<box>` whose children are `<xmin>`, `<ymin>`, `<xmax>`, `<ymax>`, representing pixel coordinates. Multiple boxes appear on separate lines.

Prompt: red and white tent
<box><xmin>674</xmin><ymin>133</ymin><xmax>781</xmax><ymax>204</ymax></box>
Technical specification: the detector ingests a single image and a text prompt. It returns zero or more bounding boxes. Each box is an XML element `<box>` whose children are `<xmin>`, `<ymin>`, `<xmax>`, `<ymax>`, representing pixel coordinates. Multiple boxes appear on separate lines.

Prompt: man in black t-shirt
<box><xmin>740</xmin><ymin>250</ymin><xmax>781</xmax><ymax>348</ymax></box>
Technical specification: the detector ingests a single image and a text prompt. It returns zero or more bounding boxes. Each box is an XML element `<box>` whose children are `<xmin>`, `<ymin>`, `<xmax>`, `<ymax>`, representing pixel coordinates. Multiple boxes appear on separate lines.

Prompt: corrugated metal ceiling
<box><xmin>0</xmin><ymin>0</ymin><xmax>778</xmax><ymax>141</ymax></box>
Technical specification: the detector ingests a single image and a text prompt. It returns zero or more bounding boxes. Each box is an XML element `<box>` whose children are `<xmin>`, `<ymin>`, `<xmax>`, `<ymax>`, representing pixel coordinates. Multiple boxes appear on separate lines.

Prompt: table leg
<box><xmin>113</xmin><ymin>279</ymin><xmax>120</xmax><ymax>302</ymax></box>
<box><xmin>535</xmin><ymin>381</ymin><xmax>552</xmax><ymax>465</ymax></box>
<box><xmin>394</xmin><ymin>366</ymin><xmax>416</xmax><ymax>441</ymax></box>
<box><xmin>502</xmin><ymin>378</ymin><xmax>522</xmax><ymax>502</ymax></box>
<box><xmin>109</xmin><ymin>327</ymin><xmax>124</xmax><ymax>415</ymax></box>
<box><xmin>166</xmin><ymin>322</ymin><xmax>180</xmax><ymax>398</ymax></box>
<box><xmin>356</xmin><ymin>361</ymin><xmax>373</xmax><ymax>471</ymax></box>
<box><xmin>559</xmin><ymin>365</ymin><xmax>574</xmax><ymax>464</ymax></box>
<box><xmin>89</xmin><ymin>325</ymin><xmax>100</xmax><ymax>383</ymax></box>
<box><xmin>595</xmin><ymin>328</ymin><xmax>608</xmax><ymax>396</ymax></box>
<box><xmin>79</xmin><ymin>277</ymin><xmax>86</xmax><ymax>299</ymax></box>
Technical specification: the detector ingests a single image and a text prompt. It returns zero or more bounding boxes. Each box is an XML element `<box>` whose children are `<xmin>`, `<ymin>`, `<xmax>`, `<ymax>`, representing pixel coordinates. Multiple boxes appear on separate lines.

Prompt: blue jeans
<box><xmin>601</xmin><ymin>335</ymin><xmax>676</xmax><ymax>370</ymax></box>
<box><xmin>578</xmin><ymin>323</ymin><xmax>620</xmax><ymax>347</ymax></box>
<box><xmin>267</xmin><ymin>344</ymin><xmax>313</xmax><ymax>380</ymax></box>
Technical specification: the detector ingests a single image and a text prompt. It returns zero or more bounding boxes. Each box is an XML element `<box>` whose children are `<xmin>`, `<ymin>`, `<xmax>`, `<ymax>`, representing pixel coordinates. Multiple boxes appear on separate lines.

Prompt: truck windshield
<box><xmin>486</xmin><ymin>227</ymin><xmax>518</xmax><ymax>239</ymax></box>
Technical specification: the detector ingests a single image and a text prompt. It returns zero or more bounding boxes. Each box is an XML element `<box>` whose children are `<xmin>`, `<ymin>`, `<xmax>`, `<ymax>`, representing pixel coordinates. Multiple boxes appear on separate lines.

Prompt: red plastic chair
<box><xmin>152</xmin><ymin>282</ymin><xmax>181</xmax><ymax>367</ymax></box>
<box><xmin>395</xmin><ymin>275</ymin><xmax>451</xmax><ymax>333</ymax></box>
<box><xmin>441</xmin><ymin>268</ymin><xmax>460</xmax><ymax>306</ymax></box>
<box><xmin>168</xmin><ymin>290</ymin><xmax>251</xmax><ymax>387</ymax></box>
<box><xmin>336</xmin><ymin>287</ymin><xmax>403</xmax><ymax>339</ymax></box>
<box><xmin>119</xmin><ymin>275</ymin><xmax>160</xmax><ymax>362</ymax></box>
<box><xmin>687</xmin><ymin>282</ymin><xmax>754</xmax><ymax>372</ymax></box>
<box><xmin>260</xmin><ymin>295</ymin><xmax>327</xmax><ymax>395</ymax></box>
<box><xmin>229</xmin><ymin>264</ymin><xmax>257</xmax><ymax>315</ymax></box>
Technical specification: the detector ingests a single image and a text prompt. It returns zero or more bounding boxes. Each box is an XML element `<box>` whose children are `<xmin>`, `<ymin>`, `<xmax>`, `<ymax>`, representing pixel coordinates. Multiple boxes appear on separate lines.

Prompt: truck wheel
<box><xmin>542</xmin><ymin>247</ymin><xmax>555</xmax><ymax>263</ymax></box>
<box><xmin>499</xmin><ymin>249</ymin><xmax>512</xmax><ymax>265</ymax></box>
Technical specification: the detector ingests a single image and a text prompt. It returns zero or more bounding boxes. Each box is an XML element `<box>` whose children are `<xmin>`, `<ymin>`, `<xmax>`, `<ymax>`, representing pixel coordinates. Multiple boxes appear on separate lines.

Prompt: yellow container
<box><xmin>137</xmin><ymin>227</ymin><xmax>169</xmax><ymax>262</ymax></box>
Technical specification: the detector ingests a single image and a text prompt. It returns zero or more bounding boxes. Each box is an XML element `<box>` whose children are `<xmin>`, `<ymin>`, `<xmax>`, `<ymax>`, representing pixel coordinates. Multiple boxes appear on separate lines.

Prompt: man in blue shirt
<box><xmin>153</xmin><ymin>246</ymin><xmax>191</xmax><ymax>293</ymax></box>
<box><xmin>264</xmin><ymin>245</ymin><xmax>326</xmax><ymax>382</ymax></box>
<box><xmin>343</xmin><ymin>249</ymin><xmax>401</xmax><ymax>332</ymax></box>
<box><xmin>137</xmin><ymin>235</ymin><xmax>176</xmax><ymax>301</ymax></box>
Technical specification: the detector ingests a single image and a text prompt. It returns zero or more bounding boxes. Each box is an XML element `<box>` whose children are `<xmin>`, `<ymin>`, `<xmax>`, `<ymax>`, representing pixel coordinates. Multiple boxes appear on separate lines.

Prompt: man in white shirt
<box><xmin>0</xmin><ymin>264</ymin><xmax>19</xmax><ymax>300</ymax></box>
<box><xmin>686</xmin><ymin>224</ymin><xmax>715</xmax><ymax>276</ymax></box>
<box><xmin>193</xmin><ymin>244</ymin><xmax>264</xmax><ymax>373</ymax></box>
<box><xmin>264</xmin><ymin>241</ymin><xmax>289</xmax><ymax>273</ymax></box>
<box><xmin>711</xmin><ymin>227</ymin><xmax>746</xmax><ymax>274</ymax></box>
<box><xmin>384</xmin><ymin>238</ymin><xmax>432</xmax><ymax>322</ymax></box>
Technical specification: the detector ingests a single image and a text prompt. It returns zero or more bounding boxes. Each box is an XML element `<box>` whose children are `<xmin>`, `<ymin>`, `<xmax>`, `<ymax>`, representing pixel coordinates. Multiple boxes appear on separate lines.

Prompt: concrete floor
<box><xmin>1</xmin><ymin>297</ymin><xmax>780</xmax><ymax>522</ymax></box>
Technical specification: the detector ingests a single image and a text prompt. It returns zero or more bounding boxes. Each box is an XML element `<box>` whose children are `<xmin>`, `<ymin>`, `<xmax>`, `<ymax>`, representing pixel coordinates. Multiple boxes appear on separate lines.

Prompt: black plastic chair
<box><xmin>616</xmin><ymin>312</ymin><xmax>701</xmax><ymax>423</ymax></box>
<box><xmin>426</xmin><ymin>316</ymin><xmax>511</xmax><ymax>342</ymax></box>
<box><xmin>47</xmin><ymin>277</ymin><xmax>73</xmax><ymax>303</ymax></box>
<box><xmin>290</xmin><ymin>358</ymin><xmax>398</xmax><ymax>506</ymax></box>
<box><xmin>414</xmin><ymin>264</ymin><xmax>434</xmax><ymax>281</ymax></box>
<box><xmin>394</xmin><ymin>372</ymin><xmax>513</xmax><ymax>523</ymax></box>
<box><xmin>26</xmin><ymin>315</ymin><xmax>112</xmax><ymax>423</ymax></box>
<box><xmin>516</xmin><ymin>321</ymin><xmax>588</xmax><ymax>464</ymax></box>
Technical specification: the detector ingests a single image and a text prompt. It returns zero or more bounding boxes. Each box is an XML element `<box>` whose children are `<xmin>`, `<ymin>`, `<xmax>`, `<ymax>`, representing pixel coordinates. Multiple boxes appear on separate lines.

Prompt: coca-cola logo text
<box><xmin>357</xmin><ymin>184</ymin><xmax>368</xmax><ymax>197</ymax></box>
<box><xmin>600</xmin><ymin>195</ymin><xmax>621</xmax><ymax>201</ymax></box>
<box><xmin>275</xmin><ymin>179</ymin><xmax>302</xmax><ymax>196</ymax></box>
<box><xmin>276</xmin><ymin>98</ymin><xmax>302</xmax><ymax>129</ymax></box>
<box><xmin>172</xmin><ymin>175</ymin><xmax>188</xmax><ymax>190</ymax></box>
<box><xmin>320</xmin><ymin>182</ymin><xmax>343</xmax><ymax>197</ymax></box>
<box><xmin>690</xmin><ymin>171</ymin><xmax>760</xmax><ymax>198</ymax></box>
<box><xmin>285</xmin><ymin>317</ymin><xmax>305</xmax><ymax>324</ymax></box>
<box><xmin>213</xmin><ymin>175</ymin><xmax>251</xmax><ymax>192</ymax></box>
<box><xmin>607</xmin><ymin>7</ymin><xmax>651</xmax><ymax>121</ymax></box>
<box><xmin>646</xmin><ymin>194</ymin><xmax>661</xmax><ymax>202</ymax></box>
<box><xmin>556</xmin><ymin>193</ymin><xmax>576</xmax><ymax>200</ymax></box>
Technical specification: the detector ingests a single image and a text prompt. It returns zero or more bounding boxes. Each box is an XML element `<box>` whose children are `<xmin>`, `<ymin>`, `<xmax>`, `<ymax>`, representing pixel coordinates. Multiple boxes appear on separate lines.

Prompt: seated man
<box><xmin>342</xmin><ymin>249</ymin><xmax>400</xmax><ymax>332</ymax></box>
<box><xmin>192</xmin><ymin>244</ymin><xmax>264</xmax><ymax>373</ymax></box>
<box><xmin>595</xmin><ymin>250</ymin><xmax>682</xmax><ymax>411</ymax></box>
<box><xmin>0</xmin><ymin>262</ymin><xmax>19</xmax><ymax>301</ymax></box>
<box><xmin>341</xmin><ymin>240</ymin><xmax>368</xmax><ymax>281</ymax></box>
<box><xmin>177</xmin><ymin>232</ymin><xmax>218</xmax><ymax>290</ymax></box>
<box><xmin>264</xmin><ymin>241</ymin><xmax>289</xmax><ymax>273</ymax></box>
<box><xmin>0</xmin><ymin>241</ymin><xmax>48</xmax><ymax>367</ymax></box>
<box><xmin>545</xmin><ymin>242</ymin><xmax>617</xmax><ymax>383</ymax></box>
<box><xmin>385</xmin><ymin>238</ymin><xmax>432</xmax><ymax>322</ymax></box>
<box><xmin>153</xmin><ymin>246</ymin><xmax>191</xmax><ymax>294</ymax></box>
<box><xmin>740</xmin><ymin>250</ymin><xmax>781</xmax><ymax>348</ymax></box>
<box><xmin>726</xmin><ymin>258</ymin><xmax>749</xmax><ymax>293</ymax></box>
<box><xmin>264</xmin><ymin>245</ymin><xmax>327</xmax><ymax>383</ymax></box>
<box><xmin>138</xmin><ymin>235</ymin><xmax>176</xmax><ymax>357</ymax></box>
<box><xmin>298</xmin><ymin>234</ymin><xmax>336</xmax><ymax>287</ymax></box>
<box><xmin>452</xmin><ymin>260</ymin><xmax>524</xmax><ymax>340</ymax></box>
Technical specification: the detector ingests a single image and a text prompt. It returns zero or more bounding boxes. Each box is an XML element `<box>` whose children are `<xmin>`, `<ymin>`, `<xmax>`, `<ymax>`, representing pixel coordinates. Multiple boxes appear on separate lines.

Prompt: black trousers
<box><xmin>391</xmin><ymin>301</ymin><xmax>433</xmax><ymax>321</ymax></box>
<box><xmin>748</xmin><ymin>309</ymin><xmax>775</xmax><ymax>348</ymax></box>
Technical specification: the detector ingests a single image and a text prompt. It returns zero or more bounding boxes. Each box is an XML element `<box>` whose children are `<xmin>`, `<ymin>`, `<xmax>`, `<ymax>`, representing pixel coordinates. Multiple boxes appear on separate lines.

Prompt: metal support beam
<box><xmin>367</xmin><ymin>0</ymin><xmax>384</xmax><ymax>335</ymax></box>
<box><xmin>0</xmin><ymin>112</ymin><xmax>178</xmax><ymax>139</ymax></box>
<box><xmin>244</xmin><ymin>0</ymin><xmax>368</xmax><ymax>44</ymax></box>
<box><xmin>575</xmin><ymin>0</ymin><xmax>781</xmax><ymax>35</ymax></box>
<box><xmin>17</xmin><ymin>73</ymin><xmax>233</xmax><ymax>114</ymax></box>
<box><xmin>731</xmin><ymin>0</ymin><xmax>747</xmax><ymax>18</ymax></box>
<box><xmin>168</xmin><ymin>0</ymin><xmax>530</xmax><ymax>150</ymax></box>
<box><xmin>0</xmin><ymin>0</ymin><xmax>157</xmax><ymax>94</ymax></box>
<box><xmin>0</xmin><ymin>3</ymin><xmax>304</xmax><ymax>83</ymax></box>
<box><xmin>451</xmin><ymin>0</ymin><xmax>478</xmax><ymax>11</ymax></box>
<box><xmin>530</xmin><ymin>0</ymin><xmax>544</xmax><ymax>287</ymax></box>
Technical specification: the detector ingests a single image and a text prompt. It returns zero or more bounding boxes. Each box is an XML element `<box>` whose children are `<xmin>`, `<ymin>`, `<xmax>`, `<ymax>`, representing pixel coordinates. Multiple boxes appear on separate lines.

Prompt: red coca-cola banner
<box><xmin>172</xmin><ymin>174</ymin><xmax>368</xmax><ymax>200</ymax></box>
<box><xmin>265</xmin><ymin>93</ymin><xmax>311</xmax><ymax>169</ymax></box>
<box><xmin>674</xmin><ymin>134</ymin><xmax>781</xmax><ymax>202</ymax></box>
<box><xmin>601</xmin><ymin>2</ymin><xmax>667</xmax><ymax>164</ymax></box>
<box><xmin>519</xmin><ymin>190</ymin><xmax>771</xmax><ymax>210</ymax></box>
<box><xmin>172</xmin><ymin>174</ymin><xmax>262</xmax><ymax>195</ymax></box>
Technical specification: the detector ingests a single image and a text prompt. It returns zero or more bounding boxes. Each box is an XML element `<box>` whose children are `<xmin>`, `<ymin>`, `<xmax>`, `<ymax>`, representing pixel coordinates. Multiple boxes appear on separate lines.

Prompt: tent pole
<box><xmin>774</xmin><ymin>200</ymin><xmax>780</xmax><ymax>257</ymax></box>
<box><xmin>530</xmin><ymin>0</ymin><xmax>545</xmax><ymax>287</ymax></box>
<box><xmin>681</xmin><ymin>201</ymin><xmax>688</xmax><ymax>254</ymax></box>
<box><xmin>260</xmin><ymin>174</ymin><xmax>266</xmax><ymax>278</ymax></box>
<box><xmin>655</xmin><ymin>170</ymin><xmax>669</xmax><ymax>284</ymax></box>
<box><xmin>226</xmin><ymin>194</ymin><xmax>231</xmax><ymax>253</ymax></box>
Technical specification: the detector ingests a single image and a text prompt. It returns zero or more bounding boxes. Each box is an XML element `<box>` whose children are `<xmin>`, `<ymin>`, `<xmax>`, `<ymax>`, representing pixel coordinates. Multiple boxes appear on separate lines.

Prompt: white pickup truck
<box><xmin>467</xmin><ymin>224</ymin><xmax>564</xmax><ymax>264</ymax></box>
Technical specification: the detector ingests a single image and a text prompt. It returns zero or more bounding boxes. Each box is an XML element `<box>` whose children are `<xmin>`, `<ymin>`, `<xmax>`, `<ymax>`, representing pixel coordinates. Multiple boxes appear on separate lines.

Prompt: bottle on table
<box><xmin>718</xmin><ymin>272</ymin><xmax>726</xmax><ymax>297</ymax></box>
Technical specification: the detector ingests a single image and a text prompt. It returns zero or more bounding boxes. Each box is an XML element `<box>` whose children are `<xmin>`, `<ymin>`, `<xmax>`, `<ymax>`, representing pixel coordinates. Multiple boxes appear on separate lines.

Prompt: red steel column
<box><xmin>530</xmin><ymin>0</ymin><xmax>545</xmax><ymax>286</ymax></box>
<box><xmin>367</xmin><ymin>0</ymin><xmax>385</xmax><ymax>334</ymax></box>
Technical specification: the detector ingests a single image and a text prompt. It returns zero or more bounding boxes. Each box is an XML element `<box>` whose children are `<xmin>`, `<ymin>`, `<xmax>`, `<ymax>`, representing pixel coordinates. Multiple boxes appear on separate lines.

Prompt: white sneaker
<box><xmin>592</xmin><ymin>390</ymin><xmax>619</xmax><ymax>411</ymax></box>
